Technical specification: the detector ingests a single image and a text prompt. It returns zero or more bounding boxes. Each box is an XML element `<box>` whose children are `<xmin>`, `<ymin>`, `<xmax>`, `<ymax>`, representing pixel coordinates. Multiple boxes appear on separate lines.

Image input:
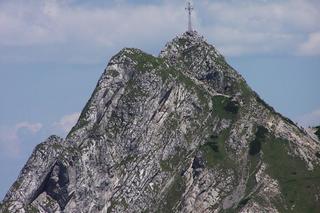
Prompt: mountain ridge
<box><xmin>1</xmin><ymin>31</ymin><xmax>320</xmax><ymax>213</ymax></box>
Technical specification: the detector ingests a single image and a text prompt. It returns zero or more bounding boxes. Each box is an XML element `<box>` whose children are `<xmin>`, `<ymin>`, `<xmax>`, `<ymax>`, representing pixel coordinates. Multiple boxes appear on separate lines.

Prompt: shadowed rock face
<box><xmin>1</xmin><ymin>32</ymin><xmax>320</xmax><ymax>213</ymax></box>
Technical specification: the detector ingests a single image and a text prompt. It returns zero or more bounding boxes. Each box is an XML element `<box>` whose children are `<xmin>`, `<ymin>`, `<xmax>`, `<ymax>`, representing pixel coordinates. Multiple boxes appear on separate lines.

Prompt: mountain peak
<box><xmin>2</xmin><ymin>31</ymin><xmax>320</xmax><ymax>213</ymax></box>
<box><xmin>160</xmin><ymin>31</ymin><xmax>215</xmax><ymax>58</ymax></box>
<box><xmin>160</xmin><ymin>31</ymin><xmax>245</xmax><ymax>96</ymax></box>
<box><xmin>160</xmin><ymin>31</ymin><xmax>223</xmax><ymax>71</ymax></box>
<box><xmin>179</xmin><ymin>30</ymin><xmax>206</xmax><ymax>43</ymax></box>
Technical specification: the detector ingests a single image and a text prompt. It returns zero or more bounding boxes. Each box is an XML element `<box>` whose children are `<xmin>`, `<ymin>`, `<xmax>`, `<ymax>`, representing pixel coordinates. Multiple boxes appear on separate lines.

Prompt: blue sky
<box><xmin>1</xmin><ymin>0</ymin><xmax>320</xmax><ymax>199</ymax></box>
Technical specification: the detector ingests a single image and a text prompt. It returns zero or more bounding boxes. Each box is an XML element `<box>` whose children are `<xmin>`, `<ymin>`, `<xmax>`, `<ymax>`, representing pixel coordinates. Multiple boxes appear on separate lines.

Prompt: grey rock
<box><xmin>1</xmin><ymin>31</ymin><xmax>320</xmax><ymax>213</ymax></box>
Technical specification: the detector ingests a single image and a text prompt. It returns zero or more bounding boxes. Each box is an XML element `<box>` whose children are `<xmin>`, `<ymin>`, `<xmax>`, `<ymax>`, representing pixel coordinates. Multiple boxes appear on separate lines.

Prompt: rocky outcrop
<box><xmin>1</xmin><ymin>31</ymin><xmax>320</xmax><ymax>213</ymax></box>
<box><xmin>1</xmin><ymin>136</ymin><xmax>69</xmax><ymax>212</ymax></box>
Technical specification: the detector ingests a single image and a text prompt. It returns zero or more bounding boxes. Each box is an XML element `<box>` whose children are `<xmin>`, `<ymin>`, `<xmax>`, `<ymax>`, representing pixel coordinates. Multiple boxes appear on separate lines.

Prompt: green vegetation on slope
<box><xmin>200</xmin><ymin>129</ymin><xmax>235</xmax><ymax>169</ymax></box>
<box><xmin>199</xmin><ymin>96</ymin><xmax>241</xmax><ymax>169</ymax></box>
<box><xmin>26</xmin><ymin>205</ymin><xmax>39</xmax><ymax>213</ymax></box>
<box><xmin>127</xmin><ymin>50</ymin><xmax>211</xmax><ymax>109</ymax></box>
<box><xmin>159</xmin><ymin>174</ymin><xmax>186</xmax><ymax>213</ymax></box>
<box><xmin>211</xmin><ymin>96</ymin><xmax>239</xmax><ymax>119</ymax></box>
<box><xmin>262</xmin><ymin>136</ymin><xmax>320</xmax><ymax>212</ymax></box>
<box><xmin>108</xmin><ymin>69</ymin><xmax>119</xmax><ymax>77</ymax></box>
<box><xmin>244</xmin><ymin>126</ymin><xmax>320</xmax><ymax>212</ymax></box>
<box><xmin>68</xmin><ymin>83</ymin><xmax>103</xmax><ymax>136</ymax></box>
<box><xmin>315</xmin><ymin>126</ymin><xmax>320</xmax><ymax>141</ymax></box>
<box><xmin>128</xmin><ymin>50</ymin><xmax>164</xmax><ymax>73</ymax></box>
<box><xmin>241</xmin><ymin>127</ymin><xmax>269</xmax><ymax>208</ymax></box>
<box><xmin>0</xmin><ymin>203</ymin><xmax>10</xmax><ymax>213</ymax></box>
<box><xmin>215</xmin><ymin>55</ymin><xmax>231</xmax><ymax>70</ymax></box>
<box><xmin>125</xmin><ymin>78</ymin><xmax>148</xmax><ymax>99</ymax></box>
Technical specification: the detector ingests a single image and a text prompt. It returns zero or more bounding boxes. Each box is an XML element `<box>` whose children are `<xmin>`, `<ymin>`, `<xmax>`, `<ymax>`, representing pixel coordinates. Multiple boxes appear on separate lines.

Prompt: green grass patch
<box><xmin>262</xmin><ymin>137</ymin><xmax>320</xmax><ymax>212</ymax></box>
<box><xmin>237</xmin><ymin>197</ymin><xmax>251</xmax><ymax>209</ymax></box>
<box><xmin>0</xmin><ymin>203</ymin><xmax>10</xmax><ymax>213</ymax></box>
<box><xmin>26</xmin><ymin>205</ymin><xmax>39</xmax><ymax>213</ymax></box>
<box><xmin>200</xmin><ymin>129</ymin><xmax>235</xmax><ymax>169</ymax></box>
<box><xmin>215</xmin><ymin>55</ymin><xmax>230</xmax><ymax>70</ymax></box>
<box><xmin>125</xmin><ymin>78</ymin><xmax>148</xmax><ymax>99</ymax></box>
<box><xmin>177</xmin><ymin>38</ymin><xmax>189</xmax><ymax>46</ymax></box>
<box><xmin>211</xmin><ymin>96</ymin><xmax>239</xmax><ymax>119</ymax></box>
<box><xmin>12</xmin><ymin>179</ymin><xmax>21</xmax><ymax>189</ymax></box>
<box><xmin>236</xmin><ymin>80</ymin><xmax>253</xmax><ymax>104</ymax></box>
<box><xmin>127</xmin><ymin>49</ymin><xmax>163</xmax><ymax>72</ymax></box>
<box><xmin>201</xmin><ymin>134</ymin><xmax>223</xmax><ymax>167</ymax></box>
<box><xmin>117</xmin><ymin>48</ymin><xmax>211</xmax><ymax>109</ymax></box>
<box><xmin>52</xmin><ymin>143</ymin><xmax>63</xmax><ymax>150</ymax></box>
<box><xmin>108</xmin><ymin>69</ymin><xmax>120</xmax><ymax>77</ymax></box>
<box><xmin>125</xmin><ymin>49</ymin><xmax>175</xmax><ymax>83</ymax></box>
<box><xmin>242</xmin><ymin>127</ymin><xmax>266</xmax><ymax>201</ymax></box>
<box><xmin>67</xmin><ymin>83</ymin><xmax>100</xmax><ymax>136</ymax></box>
<box><xmin>159</xmin><ymin>174</ymin><xmax>186</xmax><ymax>212</ymax></box>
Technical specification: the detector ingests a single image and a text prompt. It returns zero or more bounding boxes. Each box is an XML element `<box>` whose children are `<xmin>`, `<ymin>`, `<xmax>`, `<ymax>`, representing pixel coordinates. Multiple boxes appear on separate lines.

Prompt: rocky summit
<box><xmin>1</xmin><ymin>31</ymin><xmax>320</xmax><ymax>213</ymax></box>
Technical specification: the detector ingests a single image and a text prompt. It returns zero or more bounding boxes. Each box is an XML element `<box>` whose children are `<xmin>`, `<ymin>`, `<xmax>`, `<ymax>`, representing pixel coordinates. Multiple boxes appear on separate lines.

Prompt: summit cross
<box><xmin>185</xmin><ymin>1</ymin><xmax>194</xmax><ymax>32</ymax></box>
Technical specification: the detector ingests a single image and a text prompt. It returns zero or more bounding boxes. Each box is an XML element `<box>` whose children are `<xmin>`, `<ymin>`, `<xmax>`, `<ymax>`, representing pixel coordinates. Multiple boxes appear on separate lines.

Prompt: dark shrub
<box><xmin>224</xmin><ymin>100</ymin><xmax>239</xmax><ymax>114</ymax></box>
<box><xmin>249</xmin><ymin>126</ymin><xmax>268</xmax><ymax>156</ymax></box>
<box><xmin>207</xmin><ymin>135</ymin><xmax>219</xmax><ymax>152</ymax></box>
<box><xmin>238</xmin><ymin>197</ymin><xmax>251</xmax><ymax>208</ymax></box>
<box><xmin>315</xmin><ymin>126</ymin><xmax>320</xmax><ymax>140</ymax></box>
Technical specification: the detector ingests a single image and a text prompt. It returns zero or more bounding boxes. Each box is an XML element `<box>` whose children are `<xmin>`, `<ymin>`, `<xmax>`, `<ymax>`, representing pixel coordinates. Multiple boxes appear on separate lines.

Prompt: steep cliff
<box><xmin>1</xmin><ymin>32</ymin><xmax>320</xmax><ymax>213</ymax></box>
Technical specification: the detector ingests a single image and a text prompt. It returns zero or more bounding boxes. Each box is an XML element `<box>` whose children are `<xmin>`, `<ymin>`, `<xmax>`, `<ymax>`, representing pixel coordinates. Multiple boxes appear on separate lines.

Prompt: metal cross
<box><xmin>185</xmin><ymin>1</ymin><xmax>194</xmax><ymax>32</ymax></box>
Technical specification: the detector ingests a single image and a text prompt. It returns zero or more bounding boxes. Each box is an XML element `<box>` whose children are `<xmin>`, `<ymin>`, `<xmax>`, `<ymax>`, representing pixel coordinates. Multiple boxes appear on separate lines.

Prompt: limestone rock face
<box><xmin>1</xmin><ymin>136</ymin><xmax>68</xmax><ymax>212</ymax></box>
<box><xmin>1</xmin><ymin>32</ymin><xmax>320</xmax><ymax>213</ymax></box>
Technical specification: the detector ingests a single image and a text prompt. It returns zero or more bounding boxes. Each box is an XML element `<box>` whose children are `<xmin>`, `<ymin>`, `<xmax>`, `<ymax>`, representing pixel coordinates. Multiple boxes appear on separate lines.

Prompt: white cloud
<box><xmin>15</xmin><ymin>122</ymin><xmax>43</xmax><ymax>134</ymax></box>
<box><xmin>298</xmin><ymin>32</ymin><xmax>320</xmax><ymax>55</ymax></box>
<box><xmin>0</xmin><ymin>0</ymin><xmax>185</xmax><ymax>63</ymax></box>
<box><xmin>53</xmin><ymin>112</ymin><xmax>80</xmax><ymax>134</ymax></box>
<box><xmin>199</xmin><ymin>0</ymin><xmax>320</xmax><ymax>56</ymax></box>
<box><xmin>0</xmin><ymin>0</ymin><xmax>184</xmax><ymax>46</ymax></box>
<box><xmin>0</xmin><ymin>122</ymin><xmax>43</xmax><ymax>157</ymax></box>
<box><xmin>297</xmin><ymin>108</ymin><xmax>320</xmax><ymax>127</ymax></box>
<box><xmin>0</xmin><ymin>113</ymin><xmax>79</xmax><ymax>157</ymax></box>
<box><xmin>0</xmin><ymin>0</ymin><xmax>319</xmax><ymax>61</ymax></box>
